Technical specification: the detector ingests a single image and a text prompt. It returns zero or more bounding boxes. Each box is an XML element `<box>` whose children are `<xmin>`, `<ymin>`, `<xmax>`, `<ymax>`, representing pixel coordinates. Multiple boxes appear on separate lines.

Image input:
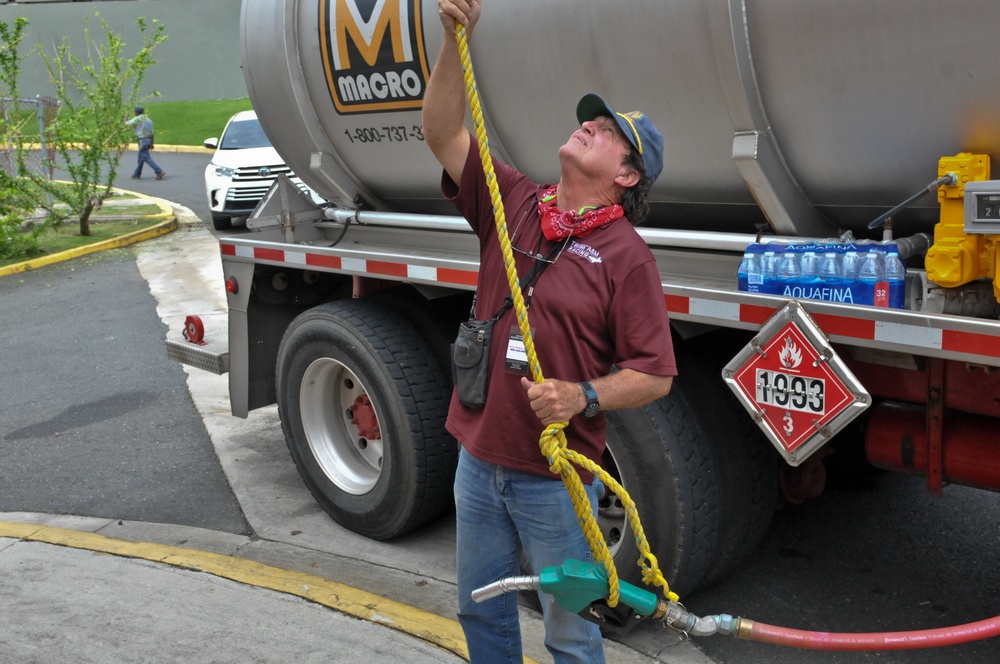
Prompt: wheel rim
<box><xmin>598</xmin><ymin>444</ymin><xmax>627</xmax><ymax>558</ymax></box>
<box><xmin>299</xmin><ymin>357</ymin><xmax>384</xmax><ymax>495</ymax></box>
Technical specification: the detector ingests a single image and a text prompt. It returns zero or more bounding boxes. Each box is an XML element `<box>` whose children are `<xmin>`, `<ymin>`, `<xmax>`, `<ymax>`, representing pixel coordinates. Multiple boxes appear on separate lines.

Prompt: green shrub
<box><xmin>0</xmin><ymin>183</ymin><xmax>44</xmax><ymax>259</ymax></box>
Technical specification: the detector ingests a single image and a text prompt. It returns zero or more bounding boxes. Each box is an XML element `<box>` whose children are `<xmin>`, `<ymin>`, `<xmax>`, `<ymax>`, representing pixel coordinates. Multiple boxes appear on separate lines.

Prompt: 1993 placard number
<box><xmin>756</xmin><ymin>369</ymin><xmax>825</xmax><ymax>414</ymax></box>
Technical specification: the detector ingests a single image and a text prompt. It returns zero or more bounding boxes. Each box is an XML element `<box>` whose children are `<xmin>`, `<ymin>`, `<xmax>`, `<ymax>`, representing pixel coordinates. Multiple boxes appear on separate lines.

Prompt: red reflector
<box><xmin>225</xmin><ymin>277</ymin><xmax>239</xmax><ymax>294</ymax></box>
<box><xmin>183</xmin><ymin>315</ymin><xmax>206</xmax><ymax>345</ymax></box>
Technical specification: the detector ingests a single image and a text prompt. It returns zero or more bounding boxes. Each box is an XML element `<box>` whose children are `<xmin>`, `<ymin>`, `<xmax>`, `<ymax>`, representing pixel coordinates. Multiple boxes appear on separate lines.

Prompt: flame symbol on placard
<box><xmin>779</xmin><ymin>337</ymin><xmax>802</xmax><ymax>369</ymax></box>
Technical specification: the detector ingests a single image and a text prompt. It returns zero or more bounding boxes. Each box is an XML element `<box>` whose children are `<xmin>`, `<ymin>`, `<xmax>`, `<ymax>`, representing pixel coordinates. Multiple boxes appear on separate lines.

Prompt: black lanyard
<box><xmin>487</xmin><ymin>234</ymin><xmax>569</xmax><ymax>322</ymax></box>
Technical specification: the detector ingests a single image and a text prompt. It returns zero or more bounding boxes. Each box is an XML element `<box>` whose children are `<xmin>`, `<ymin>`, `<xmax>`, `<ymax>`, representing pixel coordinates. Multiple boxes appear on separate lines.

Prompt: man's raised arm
<box><xmin>422</xmin><ymin>0</ymin><xmax>482</xmax><ymax>185</ymax></box>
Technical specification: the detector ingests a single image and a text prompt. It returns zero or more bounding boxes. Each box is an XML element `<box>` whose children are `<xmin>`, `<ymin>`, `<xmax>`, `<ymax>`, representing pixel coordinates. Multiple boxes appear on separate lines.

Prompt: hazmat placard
<box><xmin>723</xmin><ymin>301</ymin><xmax>871</xmax><ymax>466</ymax></box>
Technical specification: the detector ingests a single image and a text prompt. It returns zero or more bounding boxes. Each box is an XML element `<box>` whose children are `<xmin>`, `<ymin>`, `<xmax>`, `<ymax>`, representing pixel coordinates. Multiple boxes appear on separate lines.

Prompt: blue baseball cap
<box><xmin>135</xmin><ymin>106</ymin><xmax>144</xmax><ymax>114</ymax></box>
<box><xmin>576</xmin><ymin>93</ymin><xmax>663</xmax><ymax>183</ymax></box>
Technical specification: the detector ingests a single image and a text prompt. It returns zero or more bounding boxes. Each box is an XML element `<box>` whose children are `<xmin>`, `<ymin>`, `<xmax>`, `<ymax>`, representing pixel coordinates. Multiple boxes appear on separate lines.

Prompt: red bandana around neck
<box><xmin>537</xmin><ymin>186</ymin><xmax>624</xmax><ymax>241</ymax></box>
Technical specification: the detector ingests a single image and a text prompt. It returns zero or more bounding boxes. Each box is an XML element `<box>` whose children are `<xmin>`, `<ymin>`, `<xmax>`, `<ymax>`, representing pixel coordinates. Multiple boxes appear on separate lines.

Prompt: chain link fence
<box><xmin>0</xmin><ymin>95</ymin><xmax>58</xmax><ymax>181</ymax></box>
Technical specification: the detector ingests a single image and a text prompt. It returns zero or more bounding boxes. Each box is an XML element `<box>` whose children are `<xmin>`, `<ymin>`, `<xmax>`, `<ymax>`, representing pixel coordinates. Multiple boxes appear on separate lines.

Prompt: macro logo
<box><xmin>320</xmin><ymin>0</ymin><xmax>430</xmax><ymax>114</ymax></box>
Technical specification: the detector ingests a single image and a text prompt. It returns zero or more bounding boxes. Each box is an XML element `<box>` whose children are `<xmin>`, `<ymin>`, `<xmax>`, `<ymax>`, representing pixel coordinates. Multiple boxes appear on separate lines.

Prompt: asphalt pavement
<box><xmin>111</xmin><ymin>145</ymin><xmax>215</xmax><ymax>223</ymax></box>
<box><xmin>0</xmin><ymin>244</ymin><xmax>248</xmax><ymax>532</ymax></box>
<box><xmin>0</xmin><ymin>179</ymin><xmax>713</xmax><ymax>664</ymax></box>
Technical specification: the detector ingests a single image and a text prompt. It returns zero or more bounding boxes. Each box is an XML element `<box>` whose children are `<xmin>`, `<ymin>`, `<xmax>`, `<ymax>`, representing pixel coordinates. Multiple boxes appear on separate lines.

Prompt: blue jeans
<box><xmin>455</xmin><ymin>448</ymin><xmax>606</xmax><ymax>664</ymax></box>
<box><xmin>133</xmin><ymin>138</ymin><xmax>162</xmax><ymax>177</ymax></box>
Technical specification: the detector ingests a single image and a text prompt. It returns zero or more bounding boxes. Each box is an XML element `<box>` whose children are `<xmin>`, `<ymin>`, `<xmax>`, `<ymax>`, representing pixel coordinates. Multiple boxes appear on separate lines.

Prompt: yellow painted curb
<box><xmin>23</xmin><ymin>142</ymin><xmax>213</xmax><ymax>154</ymax></box>
<box><xmin>0</xmin><ymin>522</ymin><xmax>544</xmax><ymax>664</ymax></box>
<box><xmin>0</xmin><ymin>190</ymin><xmax>178</xmax><ymax>279</ymax></box>
<box><xmin>0</xmin><ymin>218</ymin><xmax>177</xmax><ymax>278</ymax></box>
<box><xmin>155</xmin><ymin>144</ymin><xmax>215</xmax><ymax>154</ymax></box>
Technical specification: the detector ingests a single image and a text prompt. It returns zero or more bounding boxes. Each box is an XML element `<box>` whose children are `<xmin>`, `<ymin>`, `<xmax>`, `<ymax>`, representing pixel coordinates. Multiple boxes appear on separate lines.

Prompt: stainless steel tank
<box><xmin>241</xmin><ymin>0</ymin><xmax>1000</xmax><ymax>237</ymax></box>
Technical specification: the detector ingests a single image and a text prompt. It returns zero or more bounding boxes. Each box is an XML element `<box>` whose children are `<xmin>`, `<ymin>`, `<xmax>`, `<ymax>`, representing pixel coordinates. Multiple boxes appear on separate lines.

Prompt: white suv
<box><xmin>204</xmin><ymin>110</ymin><xmax>321</xmax><ymax>230</ymax></box>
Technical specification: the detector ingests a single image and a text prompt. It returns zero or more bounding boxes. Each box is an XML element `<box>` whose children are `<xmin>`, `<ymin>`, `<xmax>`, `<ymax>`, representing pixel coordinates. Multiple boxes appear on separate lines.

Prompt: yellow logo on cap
<box><xmin>616</xmin><ymin>111</ymin><xmax>644</xmax><ymax>155</ymax></box>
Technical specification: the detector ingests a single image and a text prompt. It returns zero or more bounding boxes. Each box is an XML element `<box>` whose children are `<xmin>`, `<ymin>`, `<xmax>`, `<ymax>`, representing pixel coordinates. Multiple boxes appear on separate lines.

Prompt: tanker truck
<box><xmin>169</xmin><ymin>0</ymin><xmax>1000</xmax><ymax>601</ymax></box>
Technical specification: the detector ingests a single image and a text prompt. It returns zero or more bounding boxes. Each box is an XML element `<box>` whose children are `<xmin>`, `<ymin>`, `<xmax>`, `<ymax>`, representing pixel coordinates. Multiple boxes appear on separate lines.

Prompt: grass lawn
<box><xmin>93</xmin><ymin>204</ymin><xmax>164</xmax><ymax>217</ymax></box>
<box><xmin>139</xmin><ymin>98</ymin><xmax>254</xmax><ymax>146</ymax></box>
<box><xmin>0</xmin><ymin>215</ymin><xmax>167</xmax><ymax>269</ymax></box>
<box><xmin>20</xmin><ymin>97</ymin><xmax>268</xmax><ymax>147</ymax></box>
<box><xmin>18</xmin><ymin>98</ymin><xmax>254</xmax><ymax>147</ymax></box>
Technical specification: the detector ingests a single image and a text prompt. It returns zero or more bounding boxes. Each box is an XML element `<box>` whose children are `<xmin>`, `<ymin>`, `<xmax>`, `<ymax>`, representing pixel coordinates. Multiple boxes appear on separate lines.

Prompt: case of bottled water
<box><xmin>737</xmin><ymin>241</ymin><xmax>906</xmax><ymax>308</ymax></box>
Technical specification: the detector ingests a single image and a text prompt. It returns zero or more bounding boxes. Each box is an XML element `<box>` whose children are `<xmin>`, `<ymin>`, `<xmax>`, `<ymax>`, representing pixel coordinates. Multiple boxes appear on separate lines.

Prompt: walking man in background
<box><xmin>125</xmin><ymin>106</ymin><xmax>165</xmax><ymax>180</ymax></box>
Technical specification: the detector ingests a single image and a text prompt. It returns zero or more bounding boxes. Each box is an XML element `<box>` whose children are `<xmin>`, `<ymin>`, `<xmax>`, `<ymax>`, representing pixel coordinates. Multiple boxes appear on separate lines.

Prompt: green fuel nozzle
<box><xmin>471</xmin><ymin>559</ymin><xmax>657</xmax><ymax>615</ymax></box>
<box><xmin>539</xmin><ymin>559</ymin><xmax>660</xmax><ymax>616</ymax></box>
<box><xmin>471</xmin><ymin>559</ymin><xmax>736</xmax><ymax>638</ymax></box>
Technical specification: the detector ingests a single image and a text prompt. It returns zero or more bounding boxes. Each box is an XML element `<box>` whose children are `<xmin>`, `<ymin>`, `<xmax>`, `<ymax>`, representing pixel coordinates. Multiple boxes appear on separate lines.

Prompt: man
<box><xmin>424</xmin><ymin>2</ymin><xmax>677</xmax><ymax>662</ymax></box>
<box><xmin>125</xmin><ymin>106</ymin><xmax>165</xmax><ymax>180</ymax></box>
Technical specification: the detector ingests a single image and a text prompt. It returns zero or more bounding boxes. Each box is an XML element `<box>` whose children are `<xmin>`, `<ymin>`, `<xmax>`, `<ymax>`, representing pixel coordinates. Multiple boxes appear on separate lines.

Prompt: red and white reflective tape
<box><xmin>221</xmin><ymin>241</ymin><xmax>1000</xmax><ymax>364</ymax></box>
<box><xmin>221</xmin><ymin>242</ymin><xmax>479</xmax><ymax>287</ymax></box>
<box><xmin>666</xmin><ymin>294</ymin><xmax>1000</xmax><ymax>363</ymax></box>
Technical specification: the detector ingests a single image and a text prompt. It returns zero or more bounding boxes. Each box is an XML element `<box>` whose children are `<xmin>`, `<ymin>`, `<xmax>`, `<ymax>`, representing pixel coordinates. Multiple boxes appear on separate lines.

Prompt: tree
<box><xmin>0</xmin><ymin>17</ymin><xmax>44</xmax><ymax>260</ymax></box>
<box><xmin>32</xmin><ymin>14</ymin><xmax>167</xmax><ymax>236</ymax></box>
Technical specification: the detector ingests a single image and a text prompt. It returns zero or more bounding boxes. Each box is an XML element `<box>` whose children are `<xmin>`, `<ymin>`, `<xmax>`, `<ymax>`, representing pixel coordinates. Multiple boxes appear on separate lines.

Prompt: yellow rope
<box><xmin>454</xmin><ymin>25</ymin><xmax>679</xmax><ymax>606</ymax></box>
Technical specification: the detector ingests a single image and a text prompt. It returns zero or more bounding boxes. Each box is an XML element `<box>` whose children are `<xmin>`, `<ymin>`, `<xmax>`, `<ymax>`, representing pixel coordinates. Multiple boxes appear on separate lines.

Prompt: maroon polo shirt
<box><xmin>443</xmin><ymin>140</ymin><xmax>677</xmax><ymax>480</ymax></box>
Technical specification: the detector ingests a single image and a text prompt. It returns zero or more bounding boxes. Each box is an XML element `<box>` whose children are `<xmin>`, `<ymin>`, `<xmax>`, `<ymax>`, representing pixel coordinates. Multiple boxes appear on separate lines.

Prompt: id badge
<box><xmin>504</xmin><ymin>325</ymin><xmax>534</xmax><ymax>375</ymax></box>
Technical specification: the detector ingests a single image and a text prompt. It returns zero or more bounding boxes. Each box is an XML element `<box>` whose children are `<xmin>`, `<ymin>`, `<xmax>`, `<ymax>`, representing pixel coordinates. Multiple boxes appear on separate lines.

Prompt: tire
<box><xmin>697</xmin><ymin>385</ymin><xmax>779</xmax><ymax>585</ymax></box>
<box><xmin>679</xmin><ymin>331</ymin><xmax>780</xmax><ymax>586</ymax></box>
<box><xmin>368</xmin><ymin>288</ymin><xmax>457</xmax><ymax>378</ymax></box>
<box><xmin>600</xmin><ymin>390</ymin><xmax>722</xmax><ymax>599</ymax></box>
<box><xmin>211</xmin><ymin>213</ymin><xmax>232</xmax><ymax>231</ymax></box>
<box><xmin>276</xmin><ymin>299</ymin><xmax>457</xmax><ymax>539</ymax></box>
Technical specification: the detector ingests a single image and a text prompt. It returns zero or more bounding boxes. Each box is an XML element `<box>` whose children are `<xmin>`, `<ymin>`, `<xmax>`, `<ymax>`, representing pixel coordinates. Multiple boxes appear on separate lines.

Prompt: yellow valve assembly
<box><xmin>925</xmin><ymin>153</ymin><xmax>1000</xmax><ymax>303</ymax></box>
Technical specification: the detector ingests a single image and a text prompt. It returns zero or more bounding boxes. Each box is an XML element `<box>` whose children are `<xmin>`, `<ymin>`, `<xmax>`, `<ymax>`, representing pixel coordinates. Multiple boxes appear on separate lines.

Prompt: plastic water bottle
<box><xmin>859</xmin><ymin>251</ymin><xmax>885</xmax><ymax>280</ymax></box>
<box><xmin>819</xmin><ymin>251</ymin><xmax>840</xmax><ymax>280</ymax></box>
<box><xmin>842</xmin><ymin>250</ymin><xmax>862</xmax><ymax>280</ymax></box>
<box><xmin>737</xmin><ymin>251</ymin><xmax>749</xmax><ymax>291</ymax></box>
<box><xmin>859</xmin><ymin>250</ymin><xmax>888</xmax><ymax>307</ymax></box>
<box><xmin>762</xmin><ymin>250</ymin><xmax>779</xmax><ymax>293</ymax></box>
<box><xmin>800</xmin><ymin>251</ymin><xmax>819</xmax><ymax>280</ymax></box>
<box><xmin>737</xmin><ymin>249</ymin><xmax>762</xmax><ymax>292</ymax></box>
<box><xmin>883</xmin><ymin>246</ymin><xmax>906</xmax><ymax>308</ymax></box>
<box><xmin>777</xmin><ymin>251</ymin><xmax>801</xmax><ymax>295</ymax></box>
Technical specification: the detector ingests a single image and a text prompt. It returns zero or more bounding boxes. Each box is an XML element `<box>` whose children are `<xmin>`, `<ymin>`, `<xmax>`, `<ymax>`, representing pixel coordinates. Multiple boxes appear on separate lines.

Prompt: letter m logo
<box><xmin>320</xmin><ymin>0</ymin><xmax>430</xmax><ymax>114</ymax></box>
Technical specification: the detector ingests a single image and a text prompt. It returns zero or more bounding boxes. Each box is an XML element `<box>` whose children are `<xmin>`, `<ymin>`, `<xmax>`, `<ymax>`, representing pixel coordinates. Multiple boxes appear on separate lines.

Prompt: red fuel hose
<box><xmin>738</xmin><ymin>615</ymin><xmax>1000</xmax><ymax>650</ymax></box>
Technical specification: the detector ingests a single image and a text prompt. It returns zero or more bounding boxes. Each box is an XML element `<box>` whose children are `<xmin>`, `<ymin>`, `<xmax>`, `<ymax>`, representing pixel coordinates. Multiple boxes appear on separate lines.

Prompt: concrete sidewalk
<box><xmin>0</xmin><ymin>515</ymin><xmax>468</xmax><ymax>664</ymax></box>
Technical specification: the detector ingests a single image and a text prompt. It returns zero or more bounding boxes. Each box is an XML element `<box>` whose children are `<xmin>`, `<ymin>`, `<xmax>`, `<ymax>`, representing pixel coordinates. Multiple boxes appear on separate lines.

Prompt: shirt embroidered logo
<box><xmin>567</xmin><ymin>243</ymin><xmax>602</xmax><ymax>264</ymax></box>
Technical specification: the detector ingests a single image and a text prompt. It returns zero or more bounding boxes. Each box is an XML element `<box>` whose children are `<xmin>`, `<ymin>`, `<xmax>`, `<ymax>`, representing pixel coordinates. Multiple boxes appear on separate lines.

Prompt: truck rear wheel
<box><xmin>699</xmin><ymin>388</ymin><xmax>779</xmax><ymax>586</ymax></box>
<box><xmin>276</xmin><ymin>299</ymin><xmax>456</xmax><ymax>540</ymax></box>
<box><xmin>600</xmin><ymin>390</ymin><xmax>722</xmax><ymax>599</ymax></box>
<box><xmin>680</xmin><ymin>330</ymin><xmax>779</xmax><ymax>586</ymax></box>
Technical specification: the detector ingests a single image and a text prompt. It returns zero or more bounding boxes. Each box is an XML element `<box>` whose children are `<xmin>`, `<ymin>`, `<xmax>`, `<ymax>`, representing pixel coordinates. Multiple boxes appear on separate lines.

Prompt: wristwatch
<box><xmin>579</xmin><ymin>381</ymin><xmax>601</xmax><ymax>418</ymax></box>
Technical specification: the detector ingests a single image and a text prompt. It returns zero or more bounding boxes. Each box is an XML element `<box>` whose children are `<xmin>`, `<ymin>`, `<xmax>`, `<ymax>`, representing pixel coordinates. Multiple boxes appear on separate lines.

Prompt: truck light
<box><xmin>225</xmin><ymin>277</ymin><xmax>239</xmax><ymax>294</ymax></box>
